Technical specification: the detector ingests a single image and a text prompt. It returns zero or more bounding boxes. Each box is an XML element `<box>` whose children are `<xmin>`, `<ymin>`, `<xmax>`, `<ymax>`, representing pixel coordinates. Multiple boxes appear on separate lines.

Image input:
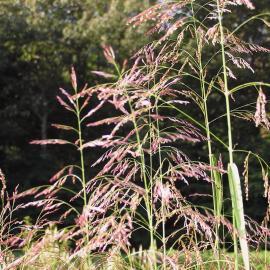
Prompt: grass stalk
<box><xmin>132</xmin><ymin>112</ymin><xmax>157</xmax><ymax>270</ymax></box>
<box><xmin>190</xmin><ymin>3</ymin><xmax>222</xmax><ymax>267</ymax></box>
<box><xmin>114</xmin><ymin>61</ymin><xmax>157</xmax><ymax>269</ymax></box>
<box><xmin>155</xmin><ymin>96</ymin><xmax>167</xmax><ymax>269</ymax></box>
<box><xmin>72</xmin><ymin>70</ymin><xmax>90</xmax><ymax>250</ymax></box>
<box><xmin>216</xmin><ymin>2</ymin><xmax>250</xmax><ymax>269</ymax></box>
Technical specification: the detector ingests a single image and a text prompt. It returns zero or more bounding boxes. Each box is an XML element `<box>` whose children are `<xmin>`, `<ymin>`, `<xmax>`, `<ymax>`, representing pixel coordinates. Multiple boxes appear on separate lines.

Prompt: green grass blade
<box><xmin>228</xmin><ymin>163</ymin><xmax>250</xmax><ymax>270</ymax></box>
<box><xmin>211</xmin><ymin>155</ymin><xmax>223</xmax><ymax>221</ymax></box>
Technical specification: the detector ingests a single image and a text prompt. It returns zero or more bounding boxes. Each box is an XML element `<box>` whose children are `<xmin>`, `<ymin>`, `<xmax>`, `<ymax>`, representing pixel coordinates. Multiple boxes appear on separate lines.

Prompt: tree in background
<box><xmin>0</xmin><ymin>0</ymin><xmax>152</xmax><ymax>189</ymax></box>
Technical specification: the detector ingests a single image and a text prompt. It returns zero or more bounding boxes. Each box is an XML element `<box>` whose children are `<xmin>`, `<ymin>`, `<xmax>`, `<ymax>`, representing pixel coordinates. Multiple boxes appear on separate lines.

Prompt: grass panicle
<box><xmin>1</xmin><ymin>0</ymin><xmax>270</xmax><ymax>269</ymax></box>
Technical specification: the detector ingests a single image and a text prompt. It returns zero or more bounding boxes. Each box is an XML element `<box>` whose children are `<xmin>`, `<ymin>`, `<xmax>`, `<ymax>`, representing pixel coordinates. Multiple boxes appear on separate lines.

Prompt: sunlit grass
<box><xmin>1</xmin><ymin>1</ymin><xmax>270</xmax><ymax>270</ymax></box>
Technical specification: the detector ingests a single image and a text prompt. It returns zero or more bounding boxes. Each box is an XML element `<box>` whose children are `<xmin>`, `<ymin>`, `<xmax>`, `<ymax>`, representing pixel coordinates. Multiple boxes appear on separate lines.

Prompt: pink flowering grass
<box><xmin>1</xmin><ymin>0</ymin><xmax>270</xmax><ymax>269</ymax></box>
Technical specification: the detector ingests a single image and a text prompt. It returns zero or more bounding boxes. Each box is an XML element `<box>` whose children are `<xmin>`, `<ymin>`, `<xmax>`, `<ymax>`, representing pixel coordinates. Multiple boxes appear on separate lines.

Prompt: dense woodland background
<box><xmin>0</xmin><ymin>0</ymin><xmax>270</xmax><ymax>229</ymax></box>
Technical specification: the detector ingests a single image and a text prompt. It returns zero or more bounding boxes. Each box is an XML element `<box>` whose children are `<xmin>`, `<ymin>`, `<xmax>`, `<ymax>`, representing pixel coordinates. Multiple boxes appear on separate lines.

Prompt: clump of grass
<box><xmin>2</xmin><ymin>0</ymin><xmax>270</xmax><ymax>269</ymax></box>
<box><xmin>130</xmin><ymin>0</ymin><xmax>270</xmax><ymax>268</ymax></box>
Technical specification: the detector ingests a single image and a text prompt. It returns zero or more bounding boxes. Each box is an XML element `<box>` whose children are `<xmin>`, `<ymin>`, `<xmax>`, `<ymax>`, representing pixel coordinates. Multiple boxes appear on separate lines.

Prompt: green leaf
<box><xmin>228</xmin><ymin>163</ymin><xmax>250</xmax><ymax>270</ymax></box>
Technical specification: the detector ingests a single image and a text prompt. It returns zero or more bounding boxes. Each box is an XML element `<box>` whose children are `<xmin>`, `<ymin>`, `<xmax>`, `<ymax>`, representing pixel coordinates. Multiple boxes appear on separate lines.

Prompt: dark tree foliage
<box><xmin>0</xmin><ymin>0</ymin><xmax>151</xmax><ymax>189</ymax></box>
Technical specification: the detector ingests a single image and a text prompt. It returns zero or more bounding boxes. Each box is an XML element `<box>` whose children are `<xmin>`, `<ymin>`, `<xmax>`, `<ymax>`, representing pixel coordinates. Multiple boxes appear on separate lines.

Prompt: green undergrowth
<box><xmin>176</xmin><ymin>250</ymin><xmax>270</xmax><ymax>270</ymax></box>
<box><xmin>9</xmin><ymin>248</ymin><xmax>270</xmax><ymax>270</ymax></box>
